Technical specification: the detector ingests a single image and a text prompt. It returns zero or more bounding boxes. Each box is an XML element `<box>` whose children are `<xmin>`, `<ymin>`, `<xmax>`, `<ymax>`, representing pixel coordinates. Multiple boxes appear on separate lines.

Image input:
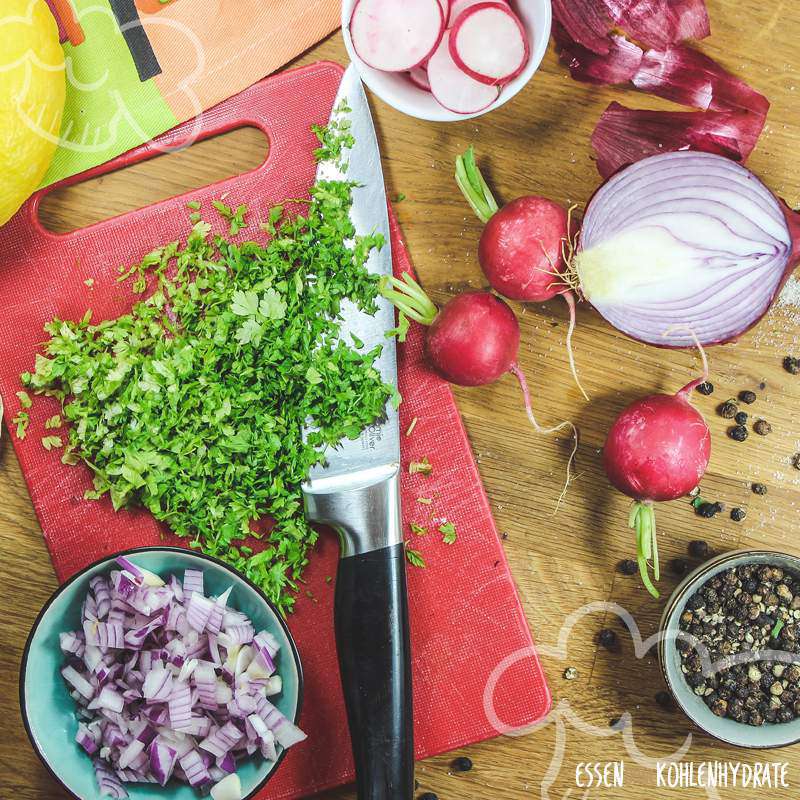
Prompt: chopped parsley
<box><xmin>19</xmin><ymin>114</ymin><xmax>394</xmax><ymax>614</ymax></box>
<box><xmin>410</xmin><ymin>522</ymin><xmax>427</xmax><ymax>536</ymax></box>
<box><xmin>409</xmin><ymin>457</ymin><xmax>432</xmax><ymax>476</ymax></box>
<box><xmin>439</xmin><ymin>521</ymin><xmax>457</xmax><ymax>545</ymax></box>
<box><xmin>12</xmin><ymin>410</ymin><xmax>29</xmax><ymax>440</ymax></box>
<box><xmin>405</xmin><ymin>545</ymin><xmax>426</xmax><ymax>568</ymax></box>
<box><xmin>211</xmin><ymin>199</ymin><xmax>248</xmax><ymax>236</ymax></box>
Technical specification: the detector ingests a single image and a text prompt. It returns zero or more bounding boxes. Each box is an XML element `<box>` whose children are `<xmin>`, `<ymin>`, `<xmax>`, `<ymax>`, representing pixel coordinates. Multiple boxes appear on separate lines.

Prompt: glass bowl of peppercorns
<box><xmin>659</xmin><ymin>550</ymin><xmax>800</xmax><ymax>748</ymax></box>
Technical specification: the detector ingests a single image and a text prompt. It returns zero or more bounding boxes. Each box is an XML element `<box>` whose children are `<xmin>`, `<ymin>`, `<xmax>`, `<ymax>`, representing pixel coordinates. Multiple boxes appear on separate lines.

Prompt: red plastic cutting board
<box><xmin>0</xmin><ymin>62</ymin><xmax>550</xmax><ymax>798</ymax></box>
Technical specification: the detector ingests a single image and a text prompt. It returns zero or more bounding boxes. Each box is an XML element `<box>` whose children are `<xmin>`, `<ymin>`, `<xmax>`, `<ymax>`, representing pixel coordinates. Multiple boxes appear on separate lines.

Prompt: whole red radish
<box><xmin>603</xmin><ymin>349</ymin><xmax>711</xmax><ymax>598</ymax></box>
<box><xmin>426</xmin><ymin>291</ymin><xmax>519</xmax><ymax>386</ymax></box>
<box><xmin>380</xmin><ymin>273</ymin><xmax>578</xmax><ymax>505</ymax></box>
<box><xmin>455</xmin><ymin>146</ymin><xmax>586</xmax><ymax>398</ymax></box>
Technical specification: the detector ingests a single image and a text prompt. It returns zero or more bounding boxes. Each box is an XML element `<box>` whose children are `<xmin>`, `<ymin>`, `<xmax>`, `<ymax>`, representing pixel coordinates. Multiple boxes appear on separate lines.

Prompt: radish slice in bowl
<box><xmin>450</xmin><ymin>2</ymin><xmax>530</xmax><ymax>85</ymax></box>
<box><xmin>428</xmin><ymin>30</ymin><xmax>501</xmax><ymax>114</ymax></box>
<box><xmin>349</xmin><ymin>0</ymin><xmax>445</xmax><ymax>72</ymax></box>
<box><xmin>408</xmin><ymin>65</ymin><xmax>431</xmax><ymax>91</ymax></box>
<box><xmin>449</xmin><ymin>0</ymin><xmax>508</xmax><ymax>22</ymax></box>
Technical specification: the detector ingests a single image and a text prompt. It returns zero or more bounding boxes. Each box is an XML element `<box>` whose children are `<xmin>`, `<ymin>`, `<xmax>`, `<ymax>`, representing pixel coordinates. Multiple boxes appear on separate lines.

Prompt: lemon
<box><xmin>0</xmin><ymin>0</ymin><xmax>65</xmax><ymax>226</ymax></box>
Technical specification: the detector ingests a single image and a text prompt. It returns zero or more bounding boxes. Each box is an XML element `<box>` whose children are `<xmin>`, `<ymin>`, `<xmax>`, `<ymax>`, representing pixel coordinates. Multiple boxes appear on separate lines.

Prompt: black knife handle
<box><xmin>335</xmin><ymin>543</ymin><xmax>413</xmax><ymax>799</ymax></box>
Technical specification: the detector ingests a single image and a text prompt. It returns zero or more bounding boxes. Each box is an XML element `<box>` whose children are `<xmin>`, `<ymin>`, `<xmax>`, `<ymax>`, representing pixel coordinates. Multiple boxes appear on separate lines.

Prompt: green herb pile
<box><xmin>20</xmin><ymin>113</ymin><xmax>395</xmax><ymax>613</ymax></box>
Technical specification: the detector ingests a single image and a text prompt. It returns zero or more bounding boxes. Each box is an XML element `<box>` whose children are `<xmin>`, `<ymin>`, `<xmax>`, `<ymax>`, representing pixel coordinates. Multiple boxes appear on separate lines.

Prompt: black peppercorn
<box><xmin>752</xmin><ymin>482</ymin><xmax>768</xmax><ymax>496</ymax></box>
<box><xmin>418</xmin><ymin>794</ymin><xmax>438</xmax><ymax>800</ymax></box>
<box><xmin>718</xmin><ymin>400</ymin><xmax>738</xmax><ymax>419</ymax></box>
<box><xmin>655</xmin><ymin>690</ymin><xmax>675</xmax><ymax>710</ymax></box>
<box><xmin>734</xmin><ymin>411</ymin><xmax>748</xmax><ymax>425</ymax></box>
<box><xmin>753</xmin><ymin>419</ymin><xmax>772</xmax><ymax>436</ymax></box>
<box><xmin>696</xmin><ymin>381</ymin><xmax>714</xmax><ymax>395</ymax></box>
<box><xmin>739</xmin><ymin>390</ymin><xmax>756</xmax><ymax>404</ymax></box>
<box><xmin>784</xmin><ymin>356</ymin><xmax>800</xmax><ymax>375</ymax></box>
<box><xmin>689</xmin><ymin>540</ymin><xmax>710</xmax><ymax>558</ymax></box>
<box><xmin>452</xmin><ymin>757</ymin><xmax>472</xmax><ymax>772</ymax></box>
<box><xmin>731</xmin><ymin>507</ymin><xmax>747</xmax><ymax>522</ymax></box>
<box><xmin>618</xmin><ymin>558</ymin><xmax>638</xmax><ymax>575</ymax></box>
<box><xmin>671</xmin><ymin>558</ymin><xmax>690</xmax><ymax>576</ymax></box>
<box><xmin>696</xmin><ymin>502</ymin><xmax>715</xmax><ymax>518</ymax></box>
<box><xmin>598</xmin><ymin>628</ymin><xmax>617</xmax><ymax>649</ymax></box>
<box><xmin>729</xmin><ymin>425</ymin><xmax>748</xmax><ymax>441</ymax></box>
<box><xmin>794</xmin><ymin>454</ymin><xmax>800</xmax><ymax>471</ymax></box>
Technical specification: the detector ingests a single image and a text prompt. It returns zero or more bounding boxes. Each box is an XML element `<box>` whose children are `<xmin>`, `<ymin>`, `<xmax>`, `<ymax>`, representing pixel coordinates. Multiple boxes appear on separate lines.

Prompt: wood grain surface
<box><xmin>3</xmin><ymin>1</ymin><xmax>800</xmax><ymax>797</ymax></box>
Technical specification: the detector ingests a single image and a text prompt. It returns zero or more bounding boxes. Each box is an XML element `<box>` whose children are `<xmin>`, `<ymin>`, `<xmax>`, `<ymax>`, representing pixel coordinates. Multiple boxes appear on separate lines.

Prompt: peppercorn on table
<box><xmin>3</xmin><ymin>1</ymin><xmax>800</xmax><ymax>797</ymax></box>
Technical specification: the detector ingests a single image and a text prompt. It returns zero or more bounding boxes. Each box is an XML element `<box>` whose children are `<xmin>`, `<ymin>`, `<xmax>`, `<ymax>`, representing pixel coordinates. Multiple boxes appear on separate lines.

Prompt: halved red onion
<box><xmin>575</xmin><ymin>151</ymin><xmax>797</xmax><ymax>347</ymax></box>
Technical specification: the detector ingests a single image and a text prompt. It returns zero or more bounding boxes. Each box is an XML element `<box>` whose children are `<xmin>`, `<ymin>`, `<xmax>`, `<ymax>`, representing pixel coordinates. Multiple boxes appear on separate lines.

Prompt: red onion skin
<box><xmin>425</xmin><ymin>291</ymin><xmax>520</xmax><ymax>386</ymax></box>
<box><xmin>603</xmin><ymin>392</ymin><xmax>710</xmax><ymax>503</ymax></box>
<box><xmin>478</xmin><ymin>197</ymin><xmax>570</xmax><ymax>302</ymax></box>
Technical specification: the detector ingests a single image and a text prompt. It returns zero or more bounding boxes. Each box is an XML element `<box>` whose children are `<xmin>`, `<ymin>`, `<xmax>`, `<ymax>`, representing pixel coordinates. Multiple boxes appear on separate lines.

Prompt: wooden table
<box><xmin>3</xmin><ymin>1</ymin><xmax>800</xmax><ymax>797</ymax></box>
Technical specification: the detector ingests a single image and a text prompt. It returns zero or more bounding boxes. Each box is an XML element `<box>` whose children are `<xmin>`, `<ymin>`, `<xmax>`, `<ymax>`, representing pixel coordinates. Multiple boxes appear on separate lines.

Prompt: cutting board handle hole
<box><xmin>38</xmin><ymin>126</ymin><xmax>269</xmax><ymax>235</ymax></box>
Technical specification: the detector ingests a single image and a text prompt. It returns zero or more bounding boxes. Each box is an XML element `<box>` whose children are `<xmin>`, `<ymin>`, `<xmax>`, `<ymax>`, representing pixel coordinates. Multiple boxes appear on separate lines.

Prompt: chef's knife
<box><xmin>302</xmin><ymin>65</ymin><xmax>413</xmax><ymax>800</ymax></box>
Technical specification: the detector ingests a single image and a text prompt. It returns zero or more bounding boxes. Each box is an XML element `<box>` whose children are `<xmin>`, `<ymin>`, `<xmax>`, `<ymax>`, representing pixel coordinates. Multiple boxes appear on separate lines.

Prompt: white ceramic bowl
<box><xmin>660</xmin><ymin>549</ymin><xmax>800</xmax><ymax>749</ymax></box>
<box><xmin>341</xmin><ymin>0</ymin><xmax>553</xmax><ymax>121</ymax></box>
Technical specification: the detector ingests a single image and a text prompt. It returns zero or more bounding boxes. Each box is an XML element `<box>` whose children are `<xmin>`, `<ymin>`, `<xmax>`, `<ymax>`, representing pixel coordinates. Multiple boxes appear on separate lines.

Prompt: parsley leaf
<box><xmin>439</xmin><ymin>521</ymin><xmax>457</xmax><ymax>545</ymax></box>
<box><xmin>405</xmin><ymin>546</ymin><xmax>426</xmax><ymax>568</ymax></box>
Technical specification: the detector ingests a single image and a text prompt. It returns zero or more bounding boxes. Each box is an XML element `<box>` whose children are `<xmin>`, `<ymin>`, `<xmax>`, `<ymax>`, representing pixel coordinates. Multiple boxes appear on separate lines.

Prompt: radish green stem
<box><xmin>455</xmin><ymin>146</ymin><xmax>499</xmax><ymax>224</ymax></box>
<box><xmin>509</xmin><ymin>363</ymin><xmax>579</xmax><ymax>513</ymax></box>
<box><xmin>631</xmin><ymin>501</ymin><xmax>659</xmax><ymax>597</ymax></box>
<box><xmin>379</xmin><ymin>274</ymin><xmax>438</xmax><ymax>326</ymax></box>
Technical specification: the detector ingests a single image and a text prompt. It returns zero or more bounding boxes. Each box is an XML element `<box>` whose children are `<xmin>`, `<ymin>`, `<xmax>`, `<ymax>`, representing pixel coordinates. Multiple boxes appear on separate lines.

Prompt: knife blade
<box><xmin>305</xmin><ymin>65</ymin><xmax>401</xmax><ymax>493</ymax></box>
<box><xmin>301</xmin><ymin>65</ymin><xmax>413</xmax><ymax>800</ymax></box>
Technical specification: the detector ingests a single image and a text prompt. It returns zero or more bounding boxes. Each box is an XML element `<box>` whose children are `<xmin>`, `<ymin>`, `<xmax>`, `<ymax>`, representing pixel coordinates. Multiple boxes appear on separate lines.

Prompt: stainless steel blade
<box><xmin>302</xmin><ymin>65</ymin><xmax>400</xmax><ymax>518</ymax></box>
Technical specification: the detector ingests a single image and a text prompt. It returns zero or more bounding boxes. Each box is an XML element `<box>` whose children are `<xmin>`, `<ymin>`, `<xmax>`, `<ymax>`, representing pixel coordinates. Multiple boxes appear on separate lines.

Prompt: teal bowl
<box><xmin>20</xmin><ymin>546</ymin><xmax>303</xmax><ymax>800</ymax></box>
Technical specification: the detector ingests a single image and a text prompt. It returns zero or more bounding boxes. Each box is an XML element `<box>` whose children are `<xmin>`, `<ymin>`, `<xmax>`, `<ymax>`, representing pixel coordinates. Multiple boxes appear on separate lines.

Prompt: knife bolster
<box><xmin>303</xmin><ymin>463</ymin><xmax>402</xmax><ymax>557</ymax></box>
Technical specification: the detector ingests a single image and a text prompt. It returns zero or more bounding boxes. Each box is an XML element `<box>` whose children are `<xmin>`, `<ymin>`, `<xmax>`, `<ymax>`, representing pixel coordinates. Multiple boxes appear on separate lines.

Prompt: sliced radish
<box><xmin>448</xmin><ymin>0</ymin><xmax>507</xmax><ymax>24</ymax></box>
<box><xmin>427</xmin><ymin>31</ymin><xmax>500</xmax><ymax>114</ymax></box>
<box><xmin>437</xmin><ymin>0</ymin><xmax>451</xmax><ymax>26</ymax></box>
<box><xmin>350</xmin><ymin>0</ymin><xmax>445</xmax><ymax>72</ymax></box>
<box><xmin>450</xmin><ymin>2</ymin><xmax>529</xmax><ymax>85</ymax></box>
<box><xmin>408</xmin><ymin>65</ymin><xmax>431</xmax><ymax>91</ymax></box>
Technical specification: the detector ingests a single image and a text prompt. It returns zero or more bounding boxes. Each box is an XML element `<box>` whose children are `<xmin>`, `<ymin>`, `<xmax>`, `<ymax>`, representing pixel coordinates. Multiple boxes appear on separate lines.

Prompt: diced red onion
<box><xmin>217</xmin><ymin>752</ymin><xmax>236</xmax><ymax>774</ymax></box>
<box><xmin>207</xmin><ymin>587</ymin><xmax>232</xmax><ymax>636</ymax></box>
<box><xmin>254</xmin><ymin>697</ymin><xmax>307</xmax><ymax>748</ymax></box>
<box><xmin>84</xmin><ymin>620</ymin><xmax>125</xmax><ymax>649</ymax></box>
<box><xmin>90</xmin><ymin>576</ymin><xmax>112</xmax><ymax>619</ymax></box>
<box><xmin>179</xmin><ymin>749</ymin><xmax>211</xmax><ymax>787</ymax></box>
<box><xmin>116</xmin><ymin>556</ymin><xmax>165</xmax><ymax>587</ymax></box>
<box><xmin>575</xmin><ymin>151</ymin><xmax>797</xmax><ymax>346</ymax></box>
<box><xmin>62</xmin><ymin>665</ymin><xmax>95</xmax><ymax>700</ymax></box>
<box><xmin>76</xmin><ymin>722</ymin><xmax>99</xmax><ymax>755</ymax></box>
<box><xmin>186</xmin><ymin>592</ymin><xmax>215</xmax><ymax>633</ymax></box>
<box><xmin>94</xmin><ymin>760</ymin><xmax>129</xmax><ymax>798</ymax></box>
<box><xmin>117</xmin><ymin>739</ymin><xmax>145</xmax><ymax>770</ymax></box>
<box><xmin>60</xmin><ymin>631</ymin><xmax>85</xmax><ymax>656</ymax></box>
<box><xmin>61</xmin><ymin>560</ymin><xmax>304</xmax><ymax>797</ymax></box>
<box><xmin>183</xmin><ymin>569</ymin><xmax>204</xmax><ymax>595</ymax></box>
<box><xmin>149</xmin><ymin>739</ymin><xmax>178</xmax><ymax>786</ymax></box>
